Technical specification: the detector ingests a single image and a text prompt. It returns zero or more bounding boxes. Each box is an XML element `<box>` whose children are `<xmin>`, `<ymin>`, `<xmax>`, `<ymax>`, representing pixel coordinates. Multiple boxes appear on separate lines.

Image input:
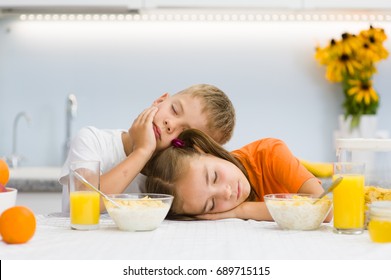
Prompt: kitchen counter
<box><xmin>16</xmin><ymin>192</ymin><xmax>62</xmax><ymax>214</ymax></box>
<box><xmin>7</xmin><ymin>167</ymin><xmax>62</xmax><ymax>192</ymax></box>
<box><xmin>1</xmin><ymin>214</ymin><xmax>390</xmax><ymax>260</ymax></box>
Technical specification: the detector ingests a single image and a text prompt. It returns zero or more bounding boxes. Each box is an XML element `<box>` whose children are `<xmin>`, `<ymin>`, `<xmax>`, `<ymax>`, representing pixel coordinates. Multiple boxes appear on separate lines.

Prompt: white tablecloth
<box><xmin>1</xmin><ymin>214</ymin><xmax>390</xmax><ymax>260</ymax></box>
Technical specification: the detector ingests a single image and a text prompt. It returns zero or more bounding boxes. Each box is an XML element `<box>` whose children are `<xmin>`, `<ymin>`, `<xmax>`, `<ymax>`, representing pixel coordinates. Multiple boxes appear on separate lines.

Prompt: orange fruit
<box><xmin>0</xmin><ymin>159</ymin><xmax>10</xmax><ymax>187</ymax></box>
<box><xmin>0</xmin><ymin>206</ymin><xmax>36</xmax><ymax>244</ymax></box>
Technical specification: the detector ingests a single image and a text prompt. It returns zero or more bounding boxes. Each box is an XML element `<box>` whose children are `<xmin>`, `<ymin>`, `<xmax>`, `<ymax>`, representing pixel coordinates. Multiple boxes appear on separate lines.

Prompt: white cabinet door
<box><xmin>144</xmin><ymin>0</ymin><xmax>302</xmax><ymax>9</ymax></box>
<box><xmin>0</xmin><ymin>0</ymin><xmax>142</xmax><ymax>9</ymax></box>
<box><xmin>145</xmin><ymin>0</ymin><xmax>391</xmax><ymax>9</ymax></box>
<box><xmin>303</xmin><ymin>0</ymin><xmax>391</xmax><ymax>9</ymax></box>
<box><xmin>1</xmin><ymin>0</ymin><xmax>390</xmax><ymax>10</ymax></box>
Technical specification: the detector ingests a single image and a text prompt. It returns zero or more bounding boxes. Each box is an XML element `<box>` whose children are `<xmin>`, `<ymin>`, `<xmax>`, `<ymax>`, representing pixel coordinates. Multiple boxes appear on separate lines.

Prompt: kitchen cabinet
<box><xmin>303</xmin><ymin>0</ymin><xmax>391</xmax><ymax>9</ymax></box>
<box><xmin>0</xmin><ymin>0</ymin><xmax>142</xmax><ymax>12</ymax></box>
<box><xmin>144</xmin><ymin>0</ymin><xmax>302</xmax><ymax>9</ymax></box>
<box><xmin>146</xmin><ymin>0</ymin><xmax>391</xmax><ymax>9</ymax></box>
<box><xmin>0</xmin><ymin>0</ymin><xmax>142</xmax><ymax>6</ymax></box>
<box><xmin>1</xmin><ymin>0</ymin><xmax>391</xmax><ymax>12</ymax></box>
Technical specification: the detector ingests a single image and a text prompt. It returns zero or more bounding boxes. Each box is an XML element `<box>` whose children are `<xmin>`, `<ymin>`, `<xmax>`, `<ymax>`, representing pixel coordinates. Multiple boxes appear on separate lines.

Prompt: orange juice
<box><xmin>368</xmin><ymin>219</ymin><xmax>391</xmax><ymax>243</ymax></box>
<box><xmin>70</xmin><ymin>191</ymin><xmax>100</xmax><ymax>229</ymax></box>
<box><xmin>367</xmin><ymin>201</ymin><xmax>391</xmax><ymax>243</ymax></box>
<box><xmin>333</xmin><ymin>174</ymin><xmax>365</xmax><ymax>232</ymax></box>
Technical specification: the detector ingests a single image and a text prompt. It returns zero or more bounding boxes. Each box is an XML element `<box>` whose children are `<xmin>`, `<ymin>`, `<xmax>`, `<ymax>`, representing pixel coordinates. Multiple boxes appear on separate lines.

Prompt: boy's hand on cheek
<box><xmin>130</xmin><ymin>106</ymin><xmax>158</xmax><ymax>157</ymax></box>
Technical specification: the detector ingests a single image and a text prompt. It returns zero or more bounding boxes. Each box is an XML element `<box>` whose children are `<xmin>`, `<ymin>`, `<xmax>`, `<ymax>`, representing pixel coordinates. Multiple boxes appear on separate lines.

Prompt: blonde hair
<box><xmin>145</xmin><ymin>129</ymin><xmax>257</xmax><ymax>218</ymax></box>
<box><xmin>176</xmin><ymin>84</ymin><xmax>235</xmax><ymax>145</ymax></box>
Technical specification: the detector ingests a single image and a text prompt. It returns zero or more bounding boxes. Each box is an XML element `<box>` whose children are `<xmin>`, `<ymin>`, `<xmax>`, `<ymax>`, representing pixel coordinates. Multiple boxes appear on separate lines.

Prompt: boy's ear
<box><xmin>152</xmin><ymin>93</ymin><xmax>169</xmax><ymax>106</ymax></box>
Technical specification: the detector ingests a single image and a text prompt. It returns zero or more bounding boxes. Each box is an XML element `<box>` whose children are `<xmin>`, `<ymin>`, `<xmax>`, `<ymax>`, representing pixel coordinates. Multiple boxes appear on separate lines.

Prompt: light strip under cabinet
<box><xmin>18</xmin><ymin>12</ymin><xmax>391</xmax><ymax>22</ymax></box>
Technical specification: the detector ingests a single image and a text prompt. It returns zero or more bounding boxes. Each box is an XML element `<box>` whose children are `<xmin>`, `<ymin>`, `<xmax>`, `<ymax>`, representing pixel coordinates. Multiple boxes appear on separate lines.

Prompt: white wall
<box><xmin>0</xmin><ymin>17</ymin><xmax>390</xmax><ymax>166</ymax></box>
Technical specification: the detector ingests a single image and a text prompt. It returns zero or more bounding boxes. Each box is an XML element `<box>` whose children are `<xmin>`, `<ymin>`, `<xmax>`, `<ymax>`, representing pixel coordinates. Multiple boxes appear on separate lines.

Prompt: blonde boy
<box><xmin>59</xmin><ymin>84</ymin><xmax>236</xmax><ymax>212</ymax></box>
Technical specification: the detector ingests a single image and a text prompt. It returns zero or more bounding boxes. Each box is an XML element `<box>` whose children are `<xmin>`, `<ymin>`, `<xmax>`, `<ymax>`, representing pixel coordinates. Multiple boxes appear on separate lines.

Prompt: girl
<box><xmin>145</xmin><ymin>129</ymin><xmax>332</xmax><ymax>222</ymax></box>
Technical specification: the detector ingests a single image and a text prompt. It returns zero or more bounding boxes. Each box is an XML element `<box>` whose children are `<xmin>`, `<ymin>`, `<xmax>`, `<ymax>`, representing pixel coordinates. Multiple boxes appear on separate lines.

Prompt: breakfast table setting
<box><xmin>1</xmin><ymin>212</ymin><xmax>390</xmax><ymax>260</ymax></box>
<box><xmin>1</xmin><ymin>159</ymin><xmax>391</xmax><ymax>260</ymax></box>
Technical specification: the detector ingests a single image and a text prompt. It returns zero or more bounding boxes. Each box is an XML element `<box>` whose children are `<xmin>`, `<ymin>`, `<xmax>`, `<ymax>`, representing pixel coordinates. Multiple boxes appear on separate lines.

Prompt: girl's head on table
<box><xmin>145</xmin><ymin>129</ymin><xmax>257</xmax><ymax>218</ymax></box>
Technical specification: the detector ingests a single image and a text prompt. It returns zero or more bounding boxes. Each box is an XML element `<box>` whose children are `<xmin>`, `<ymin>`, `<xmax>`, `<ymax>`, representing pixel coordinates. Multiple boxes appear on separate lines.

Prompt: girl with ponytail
<box><xmin>145</xmin><ymin>129</ymin><xmax>330</xmax><ymax>221</ymax></box>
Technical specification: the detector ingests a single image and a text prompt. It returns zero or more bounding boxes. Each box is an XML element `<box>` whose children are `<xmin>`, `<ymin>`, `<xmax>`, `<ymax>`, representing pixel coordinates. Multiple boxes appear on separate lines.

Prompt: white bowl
<box><xmin>103</xmin><ymin>193</ymin><xmax>173</xmax><ymax>232</ymax></box>
<box><xmin>0</xmin><ymin>188</ymin><xmax>17</xmax><ymax>216</ymax></box>
<box><xmin>264</xmin><ymin>193</ymin><xmax>332</xmax><ymax>230</ymax></box>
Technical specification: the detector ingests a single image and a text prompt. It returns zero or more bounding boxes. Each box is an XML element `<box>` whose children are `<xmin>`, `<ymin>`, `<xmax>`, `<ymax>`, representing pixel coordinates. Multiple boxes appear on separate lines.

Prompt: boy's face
<box><xmin>173</xmin><ymin>154</ymin><xmax>251</xmax><ymax>215</ymax></box>
<box><xmin>152</xmin><ymin>93</ymin><xmax>210</xmax><ymax>150</ymax></box>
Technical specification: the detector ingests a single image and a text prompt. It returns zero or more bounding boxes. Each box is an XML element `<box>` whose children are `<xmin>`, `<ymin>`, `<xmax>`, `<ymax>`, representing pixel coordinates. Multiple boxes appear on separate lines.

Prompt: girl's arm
<box><xmin>196</xmin><ymin>201</ymin><xmax>273</xmax><ymax>221</ymax></box>
<box><xmin>198</xmin><ymin>178</ymin><xmax>332</xmax><ymax>222</ymax></box>
<box><xmin>298</xmin><ymin>177</ymin><xmax>324</xmax><ymax>196</ymax></box>
<box><xmin>298</xmin><ymin>177</ymin><xmax>333</xmax><ymax>222</ymax></box>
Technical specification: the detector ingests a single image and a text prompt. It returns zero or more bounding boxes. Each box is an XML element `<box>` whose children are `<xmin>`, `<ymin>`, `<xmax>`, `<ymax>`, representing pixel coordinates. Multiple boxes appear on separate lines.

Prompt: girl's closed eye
<box><xmin>171</xmin><ymin>104</ymin><xmax>178</xmax><ymax>115</ymax></box>
<box><xmin>214</xmin><ymin>171</ymin><xmax>218</xmax><ymax>183</ymax></box>
<box><xmin>210</xmin><ymin>198</ymin><xmax>216</xmax><ymax>212</ymax></box>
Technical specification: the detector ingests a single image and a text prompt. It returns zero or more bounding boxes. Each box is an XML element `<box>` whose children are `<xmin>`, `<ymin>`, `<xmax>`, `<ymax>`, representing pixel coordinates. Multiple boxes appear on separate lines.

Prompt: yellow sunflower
<box><xmin>360</xmin><ymin>26</ymin><xmax>387</xmax><ymax>44</ymax></box>
<box><xmin>356</xmin><ymin>42</ymin><xmax>381</xmax><ymax>64</ymax></box>
<box><xmin>325</xmin><ymin>52</ymin><xmax>362</xmax><ymax>82</ymax></box>
<box><xmin>340</xmin><ymin>32</ymin><xmax>361</xmax><ymax>56</ymax></box>
<box><xmin>359</xmin><ymin>26</ymin><xmax>389</xmax><ymax>61</ymax></box>
<box><xmin>347</xmin><ymin>79</ymin><xmax>378</xmax><ymax>105</ymax></box>
<box><xmin>315</xmin><ymin>25</ymin><xmax>388</xmax><ymax>129</ymax></box>
<box><xmin>315</xmin><ymin>39</ymin><xmax>340</xmax><ymax>65</ymax></box>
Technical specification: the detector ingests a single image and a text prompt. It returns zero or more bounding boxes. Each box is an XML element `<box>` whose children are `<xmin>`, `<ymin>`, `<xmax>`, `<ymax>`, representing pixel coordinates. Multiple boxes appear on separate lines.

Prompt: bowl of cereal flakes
<box><xmin>103</xmin><ymin>193</ymin><xmax>173</xmax><ymax>231</ymax></box>
<box><xmin>264</xmin><ymin>193</ymin><xmax>332</xmax><ymax>230</ymax></box>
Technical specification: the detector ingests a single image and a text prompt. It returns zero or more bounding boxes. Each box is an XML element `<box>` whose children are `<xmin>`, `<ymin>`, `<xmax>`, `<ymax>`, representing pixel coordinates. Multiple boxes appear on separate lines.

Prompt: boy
<box><xmin>59</xmin><ymin>84</ymin><xmax>236</xmax><ymax>212</ymax></box>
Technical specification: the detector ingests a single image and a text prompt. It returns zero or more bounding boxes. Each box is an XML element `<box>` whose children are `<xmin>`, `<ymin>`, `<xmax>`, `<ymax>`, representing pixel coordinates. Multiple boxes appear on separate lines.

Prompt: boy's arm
<box><xmin>99</xmin><ymin>106</ymin><xmax>158</xmax><ymax>209</ymax></box>
<box><xmin>100</xmin><ymin>149</ymin><xmax>151</xmax><ymax>193</ymax></box>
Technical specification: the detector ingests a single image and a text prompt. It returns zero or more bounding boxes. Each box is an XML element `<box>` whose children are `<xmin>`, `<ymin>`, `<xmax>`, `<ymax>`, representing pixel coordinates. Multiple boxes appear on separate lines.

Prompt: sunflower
<box><xmin>325</xmin><ymin>52</ymin><xmax>362</xmax><ymax>82</ymax></box>
<box><xmin>356</xmin><ymin>42</ymin><xmax>381</xmax><ymax>66</ymax></box>
<box><xmin>340</xmin><ymin>33</ymin><xmax>361</xmax><ymax>56</ymax></box>
<box><xmin>315</xmin><ymin>39</ymin><xmax>339</xmax><ymax>65</ymax></box>
<box><xmin>360</xmin><ymin>26</ymin><xmax>387</xmax><ymax>44</ymax></box>
<box><xmin>346</xmin><ymin>79</ymin><xmax>378</xmax><ymax>105</ymax></box>
<box><xmin>315</xmin><ymin>25</ymin><xmax>388</xmax><ymax>129</ymax></box>
<box><xmin>359</xmin><ymin>26</ymin><xmax>389</xmax><ymax>62</ymax></box>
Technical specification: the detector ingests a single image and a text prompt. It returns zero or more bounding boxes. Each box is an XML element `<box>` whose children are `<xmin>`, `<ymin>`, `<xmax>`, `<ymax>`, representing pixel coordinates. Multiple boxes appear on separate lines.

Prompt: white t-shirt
<box><xmin>59</xmin><ymin>126</ymin><xmax>146</xmax><ymax>213</ymax></box>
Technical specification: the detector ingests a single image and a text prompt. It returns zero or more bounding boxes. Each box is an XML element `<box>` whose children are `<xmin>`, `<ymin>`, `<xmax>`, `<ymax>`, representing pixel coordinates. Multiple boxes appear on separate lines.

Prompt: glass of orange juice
<box><xmin>333</xmin><ymin>162</ymin><xmax>365</xmax><ymax>235</ymax></box>
<box><xmin>69</xmin><ymin>161</ymin><xmax>100</xmax><ymax>230</ymax></box>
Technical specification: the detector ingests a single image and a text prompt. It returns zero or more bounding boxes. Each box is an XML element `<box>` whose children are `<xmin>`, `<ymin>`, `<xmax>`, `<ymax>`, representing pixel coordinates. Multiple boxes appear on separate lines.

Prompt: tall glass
<box><xmin>69</xmin><ymin>161</ymin><xmax>100</xmax><ymax>230</ymax></box>
<box><xmin>333</xmin><ymin>162</ymin><xmax>365</xmax><ymax>235</ymax></box>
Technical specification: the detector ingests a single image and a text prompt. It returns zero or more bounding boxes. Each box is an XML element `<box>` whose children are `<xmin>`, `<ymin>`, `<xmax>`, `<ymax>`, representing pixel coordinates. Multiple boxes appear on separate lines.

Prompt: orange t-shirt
<box><xmin>231</xmin><ymin>138</ymin><xmax>315</xmax><ymax>202</ymax></box>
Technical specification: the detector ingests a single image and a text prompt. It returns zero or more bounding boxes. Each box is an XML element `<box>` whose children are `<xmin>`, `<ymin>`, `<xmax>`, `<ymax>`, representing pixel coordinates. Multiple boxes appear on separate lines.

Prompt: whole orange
<box><xmin>0</xmin><ymin>159</ymin><xmax>10</xmax><ymax>187</ymax></box>
<box><xmin>0</xmin><ymin>206</ymin><xmax>36</xmax><ymax>244</ymax></box>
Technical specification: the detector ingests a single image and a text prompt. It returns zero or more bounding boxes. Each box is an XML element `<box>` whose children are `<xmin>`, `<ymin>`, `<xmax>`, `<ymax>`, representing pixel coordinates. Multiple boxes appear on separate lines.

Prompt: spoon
<box><xmin>313</xmin><ymin>177</ymin><xmax>343</xmax><ymax>204</ymax></box>
<box><xmin>72</xmin><ymin>170</ymin><xmax>123</xmax><ymax>209</ymax></box>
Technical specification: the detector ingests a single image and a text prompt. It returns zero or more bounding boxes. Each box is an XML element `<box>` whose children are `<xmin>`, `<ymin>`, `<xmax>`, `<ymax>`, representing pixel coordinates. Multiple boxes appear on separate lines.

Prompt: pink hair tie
<box><xmin>171</xmin><ymin>138</ymin><xmax>185</xmax><ymax>148</ymax></box>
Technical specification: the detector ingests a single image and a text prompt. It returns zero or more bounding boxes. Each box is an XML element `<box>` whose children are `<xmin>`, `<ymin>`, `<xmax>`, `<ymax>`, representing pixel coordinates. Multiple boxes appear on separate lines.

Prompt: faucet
<box><xmin>63</xmin><ymin>94</ymin><xmax>77</xmax><ymax>161</ymax></box>
<box><xmin>8</xmin><ymin>111</ymin><xmax>31</xmax><ymax>168</ymax></box>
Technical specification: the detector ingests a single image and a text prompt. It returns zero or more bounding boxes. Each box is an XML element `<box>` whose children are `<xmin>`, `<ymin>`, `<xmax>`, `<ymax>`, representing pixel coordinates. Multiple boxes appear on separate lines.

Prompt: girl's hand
<box><xmin>196</xmin><ymin>210</ymin><xmax>237</xmax><ymax>221</ymax></box>
<box><xmin>129</xmin><ymin>106</ymin><xmax>158</xmax><ymax>157</ymax></box>
<box><xmin>196</xmin><ymin>204</ymin><xmax>244</xmax><ymax>220</ymax></box>
<box><xmin>196</xmin><ymin>202</ymin><xmax>273</xmax><ymax>221</ymax></box>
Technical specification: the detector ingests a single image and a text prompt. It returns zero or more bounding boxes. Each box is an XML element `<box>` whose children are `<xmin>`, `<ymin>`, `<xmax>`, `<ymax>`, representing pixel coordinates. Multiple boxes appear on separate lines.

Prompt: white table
<box><xmin>1</xmin><ymin>214</ymin><xmax>390</xmax><ymax>260</ymax></box>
